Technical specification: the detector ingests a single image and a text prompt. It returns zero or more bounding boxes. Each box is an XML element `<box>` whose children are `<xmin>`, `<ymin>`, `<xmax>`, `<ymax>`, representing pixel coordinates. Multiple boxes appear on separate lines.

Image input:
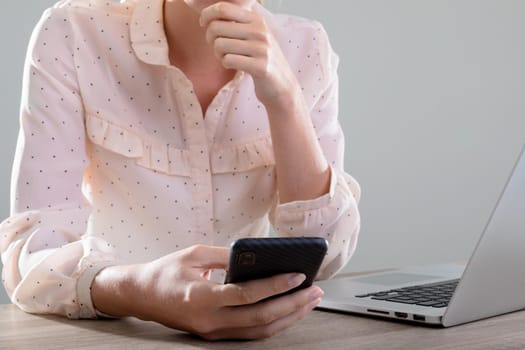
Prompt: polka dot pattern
<box><xmin>0</xmin><ymin>0</ymin><xmax>360</xmax><ymax>319</ymax></box>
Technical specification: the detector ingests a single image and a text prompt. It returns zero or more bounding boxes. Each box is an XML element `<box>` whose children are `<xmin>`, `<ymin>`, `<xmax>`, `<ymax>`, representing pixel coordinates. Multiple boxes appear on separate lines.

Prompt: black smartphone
<box><xmin>224</xmin><ymin>237</ymin><xmax>328</xmax><ymax>296</ymax></box>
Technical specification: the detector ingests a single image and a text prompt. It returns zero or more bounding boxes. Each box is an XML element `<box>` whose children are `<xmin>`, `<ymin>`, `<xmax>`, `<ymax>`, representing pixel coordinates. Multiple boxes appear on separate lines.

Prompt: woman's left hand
<box><xmin>200</xmin><ymin>1</ymin><xmax>299</xmax><ymax>107</ymax></box>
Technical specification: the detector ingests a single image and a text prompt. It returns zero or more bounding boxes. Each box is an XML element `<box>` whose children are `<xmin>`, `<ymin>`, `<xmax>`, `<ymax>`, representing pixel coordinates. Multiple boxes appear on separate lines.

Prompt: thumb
<box><xmin>185</xmin><ymin>245</ymin><xmax>230</xmax><ymax>270</ymax></box>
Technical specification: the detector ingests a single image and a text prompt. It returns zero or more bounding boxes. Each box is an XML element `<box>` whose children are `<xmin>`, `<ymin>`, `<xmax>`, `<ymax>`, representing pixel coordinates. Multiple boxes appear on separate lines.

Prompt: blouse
<box><xmin>0</xmin><ymin>0</ymin><xmax>361</xmax><ymax>319</ymax></box>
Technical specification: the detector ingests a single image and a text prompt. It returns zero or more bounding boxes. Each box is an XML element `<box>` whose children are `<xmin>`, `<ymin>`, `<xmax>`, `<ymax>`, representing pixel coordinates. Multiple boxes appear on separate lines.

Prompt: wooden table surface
<box><xmin>2</xmin><ymin>302</ymin><xmax>525</xmax><ymax>350</ymax></box>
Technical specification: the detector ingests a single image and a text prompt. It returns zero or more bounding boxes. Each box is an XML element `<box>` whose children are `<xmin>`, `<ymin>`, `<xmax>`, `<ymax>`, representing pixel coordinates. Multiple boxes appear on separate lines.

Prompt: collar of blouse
<box><xmin>130</xmin><ymin>0</ymin><xmax>265</xmax><ymax>67</ymax></box>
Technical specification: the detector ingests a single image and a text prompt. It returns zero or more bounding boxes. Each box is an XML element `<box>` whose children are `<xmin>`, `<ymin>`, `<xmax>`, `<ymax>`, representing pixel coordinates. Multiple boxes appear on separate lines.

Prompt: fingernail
<box><xmin>288</xmin><ymin>273</ymin><xmax>306</xmax><ymax>288</ymax></box>
<box><xmin>309</xmin><ymin>287</ymin><xmax>324</xmax><ymax>300</ymax></box>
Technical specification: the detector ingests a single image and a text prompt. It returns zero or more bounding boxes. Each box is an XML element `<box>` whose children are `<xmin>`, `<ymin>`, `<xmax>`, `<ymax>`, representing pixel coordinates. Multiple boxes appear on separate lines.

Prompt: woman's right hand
<box><xmin>91</xmin><ymin>244</ymin><xmax>324</xmax><ymax>340</ymax></box>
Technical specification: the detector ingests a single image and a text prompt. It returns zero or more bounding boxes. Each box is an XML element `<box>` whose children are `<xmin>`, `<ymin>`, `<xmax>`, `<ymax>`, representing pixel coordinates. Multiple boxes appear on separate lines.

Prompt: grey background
<box><xmin>0</xmin><ymin>1</ymin><xmax>523</xmax><ymax>304</ymax></box>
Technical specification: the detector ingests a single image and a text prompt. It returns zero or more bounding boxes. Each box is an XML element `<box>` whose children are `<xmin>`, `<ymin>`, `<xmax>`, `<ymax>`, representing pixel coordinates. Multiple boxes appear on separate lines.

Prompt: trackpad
<box><xmin>354</xmin><ymin>272</ymin><xmax>443</xmax><ymax>286</ymax></box>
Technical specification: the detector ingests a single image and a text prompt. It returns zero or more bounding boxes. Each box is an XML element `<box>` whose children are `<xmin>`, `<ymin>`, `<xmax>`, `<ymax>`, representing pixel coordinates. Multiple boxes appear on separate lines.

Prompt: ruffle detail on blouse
<box><xmin>86</xmin><ymin>113</ymin><xmax>144</xmax><ymax>158</ymax></box>
<box><xmin>85</xmin><ymin>113</ymin><xmax>275</xmax><ymax>176</ymax></box>
<box><xmin>269</xmin><ymin>168</ymin><xmax>360</xmax><ymax>236</ymax></box>
<box><xmin>210</xmin><ymin>137</ymin><xmax>275</xmax><ymax>174</ymax></box>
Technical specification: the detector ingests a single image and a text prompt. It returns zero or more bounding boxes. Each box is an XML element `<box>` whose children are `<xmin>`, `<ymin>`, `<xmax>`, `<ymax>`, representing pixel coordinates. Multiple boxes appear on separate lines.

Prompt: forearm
<box><xmin>265</xmin><ymin>90</ymin><xmax>331</xmax><ymax>204</ymax></box>
<box><xmin>91</xmin><ymin>264</ymin><xmax>142</xmax><ymax>318</ymax></box>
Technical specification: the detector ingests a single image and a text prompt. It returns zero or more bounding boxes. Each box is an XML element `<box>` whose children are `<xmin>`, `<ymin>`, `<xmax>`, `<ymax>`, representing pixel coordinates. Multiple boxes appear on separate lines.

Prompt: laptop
<box><xmin>316</xmin><ymin>143</ymin><xmax>525</xmax><ymax>327</ymax></box>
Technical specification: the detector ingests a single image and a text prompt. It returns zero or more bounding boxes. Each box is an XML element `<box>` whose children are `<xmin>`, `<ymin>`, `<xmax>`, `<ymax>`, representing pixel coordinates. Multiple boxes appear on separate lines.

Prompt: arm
<box><xmin>0</xmin><ymin>6</ymin><xmax>116</xmax><ymax>318</ymax></box>
<box><xmin>201</xmin><ymin>3</ymin><xmax>361</xmax><ymax>278</ymax></box>
<box><xmin>201</xmin><ymin>3</ymin><xmax>329</xmax><ymax>203</ymax></box>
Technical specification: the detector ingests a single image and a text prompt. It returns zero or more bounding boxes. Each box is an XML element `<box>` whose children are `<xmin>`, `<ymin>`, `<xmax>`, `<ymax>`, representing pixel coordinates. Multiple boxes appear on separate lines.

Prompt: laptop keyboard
<box><xmin>355</xmin><ymin>279</ymin><xmax>460</xmax><ymax>308</ymax></box>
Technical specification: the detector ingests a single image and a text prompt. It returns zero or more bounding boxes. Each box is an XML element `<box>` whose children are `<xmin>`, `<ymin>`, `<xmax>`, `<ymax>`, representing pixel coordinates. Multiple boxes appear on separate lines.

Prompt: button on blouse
<box><xmin>0</xmin><ymin>0</ymin><xmax>361</xmax><ymax>319</ymax></box>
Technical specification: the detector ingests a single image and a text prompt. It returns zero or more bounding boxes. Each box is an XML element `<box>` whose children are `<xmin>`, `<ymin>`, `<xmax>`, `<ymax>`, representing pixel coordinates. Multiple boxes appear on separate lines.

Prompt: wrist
<box><xmin>91</xmin><ymin>264</ymin><xmax>141</xmax><ymax>318</ymax></box>
<box><xmin>255</xmin><ymin>72</ymin><xmax>303</xmax><ymax>114</ymax></box>
<box><xmin>263</xmin><ymin>86</ymin><xmax>306</xmax><ymax>121</ymax></box>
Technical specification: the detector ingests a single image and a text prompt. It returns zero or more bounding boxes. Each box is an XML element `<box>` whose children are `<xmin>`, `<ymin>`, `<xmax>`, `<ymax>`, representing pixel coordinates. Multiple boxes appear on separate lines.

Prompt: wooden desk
<box><xmin>1</xmin><ymin>302</ymin><xmax>525</xmax><ymax>349</ymax></box>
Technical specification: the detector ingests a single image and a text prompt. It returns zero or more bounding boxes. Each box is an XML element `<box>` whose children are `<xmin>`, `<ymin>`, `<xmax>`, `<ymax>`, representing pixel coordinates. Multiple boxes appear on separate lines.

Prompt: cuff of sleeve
<box><xmin>271</xmin><ymin>166</ymin><xmax>357</xmax><ymax>236</ymax></box>
<box><xmin>275</xmin><ymin>165</ymin><xmax>337</xmax><ymax>213</ymax></box>
<box><xmin>77</xmin><ymin>261</ymin><xmax>119</xmax><ymax>319</ymax></box>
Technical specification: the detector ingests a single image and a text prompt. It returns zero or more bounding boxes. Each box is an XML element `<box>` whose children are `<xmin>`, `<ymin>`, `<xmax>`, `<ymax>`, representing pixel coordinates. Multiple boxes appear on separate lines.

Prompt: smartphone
<box><xmin>224</xmin><ymin>237</ymin><xmax>329</xmax><ymax>296</ymax></box>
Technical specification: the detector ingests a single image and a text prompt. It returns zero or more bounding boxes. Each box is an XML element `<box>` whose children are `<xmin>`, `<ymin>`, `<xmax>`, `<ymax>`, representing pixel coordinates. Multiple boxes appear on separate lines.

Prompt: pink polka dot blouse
<box><xmin>0</xmin><ymin>0</ymin><xmax>361</xmax><ymax>319</ymax></box>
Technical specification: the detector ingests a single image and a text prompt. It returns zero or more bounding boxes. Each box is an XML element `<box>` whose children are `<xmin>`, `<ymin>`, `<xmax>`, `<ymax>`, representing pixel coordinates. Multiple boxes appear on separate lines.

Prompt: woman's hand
<box><xmin>200</xmin><ymin>2</ymin><xmax>300</xmax><ymax>108</ymax></box>
<box><xmin>91</xmin><ymin>245</ymin><xmax>323</xmax><ymax>340</ymax></box>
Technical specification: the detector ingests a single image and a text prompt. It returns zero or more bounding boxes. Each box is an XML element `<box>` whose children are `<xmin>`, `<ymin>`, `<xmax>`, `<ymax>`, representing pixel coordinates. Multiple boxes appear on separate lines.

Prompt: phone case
<box><xmin>224</xmin><ymin>237</ymin><xmax>328</xmax><ymax>294</ymax></box>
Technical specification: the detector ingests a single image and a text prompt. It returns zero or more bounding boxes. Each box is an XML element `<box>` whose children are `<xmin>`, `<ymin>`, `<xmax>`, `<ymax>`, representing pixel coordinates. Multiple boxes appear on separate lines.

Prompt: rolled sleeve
<box><xmin>270</xmin><ymin>167</ymin><xmax>361</xmax><ymax>278</ymax></box>
<box><xmin>0</xmin><ymin>5</ymin><xmax>118</xmax><ymax>320</ymax></box>
<box><xmin>77</xmin><ymin>260</ymin><xmax>119</xmax><ymax>318</ymax></box>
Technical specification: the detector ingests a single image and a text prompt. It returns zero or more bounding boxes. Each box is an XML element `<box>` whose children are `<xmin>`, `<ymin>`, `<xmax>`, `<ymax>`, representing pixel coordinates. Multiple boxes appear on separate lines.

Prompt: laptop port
<box><xmin>413</xmin><ymin>314</ymin><xmax>426</xmax><ymax>322</ymax></box>
<box><xmin>366</xmin><ymin>309</ymin><xmax>389</xmax><ymax>315</ymax></box>
<box><xmin>394</xmin><ymin>312</ymin><xmax>408</xmax><ymax>319</ymax></box>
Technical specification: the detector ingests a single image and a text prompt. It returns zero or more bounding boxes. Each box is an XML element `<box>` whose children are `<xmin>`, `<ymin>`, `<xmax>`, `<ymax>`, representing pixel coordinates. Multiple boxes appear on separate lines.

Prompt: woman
<box><xmin>0</xmin><ymin>0</ymin><xmax>361</xmax><ymax>340</ymax></box>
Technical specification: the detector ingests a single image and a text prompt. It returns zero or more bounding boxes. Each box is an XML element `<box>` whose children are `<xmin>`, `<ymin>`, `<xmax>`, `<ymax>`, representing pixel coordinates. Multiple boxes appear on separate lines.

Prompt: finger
<box><xmin>217</xmin><ymin>273</ymin><xmax>306</xmax><ymax>306</ymax></box>
<box><xmin>202</xmin><ymin>296</ymin><xmax>321</xmax><ymax>340</ymax></box>
<box><xmin>181</xmin><ymin>245</ymin><xmax>229</xmax><ymax>270</ymax></box>
<box><xmin>213</xmin><ymin>38</ymin><xmax>265</xmax><ymax>60</ymax></box>
<box><xmin>222</xmin><ymin>54</ymin><xmax>267</xmax><ymax>78</ymax></box>
<box><xmin>200</xmin><ymin>2</ymin><xmax>253</xmax><ymax>27</ymax></box>
<box><xmin>220</xmin><ymin>285</ymin><xmax>324</xmax><ymax>329</ymax></box>
<box><xmin>205</xmin><ymin>21</ymin><xmax>253</xmax><ymax>44</ymax></box>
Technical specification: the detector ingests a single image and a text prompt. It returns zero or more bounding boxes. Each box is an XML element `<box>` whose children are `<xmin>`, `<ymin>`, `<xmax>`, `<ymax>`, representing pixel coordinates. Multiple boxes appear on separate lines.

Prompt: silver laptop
<box><xmin>316</xmin><ymin>143</ymin><xmax>525</xmax><ymax>326</ymax></box>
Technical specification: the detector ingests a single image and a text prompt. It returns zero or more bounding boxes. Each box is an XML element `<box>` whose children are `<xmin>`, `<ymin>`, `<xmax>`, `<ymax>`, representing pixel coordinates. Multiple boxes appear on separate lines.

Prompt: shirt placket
<box><xmin>172</xmin><ymin>74</ymin><xmax>215</xmax><ymax>241</ymax></box>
